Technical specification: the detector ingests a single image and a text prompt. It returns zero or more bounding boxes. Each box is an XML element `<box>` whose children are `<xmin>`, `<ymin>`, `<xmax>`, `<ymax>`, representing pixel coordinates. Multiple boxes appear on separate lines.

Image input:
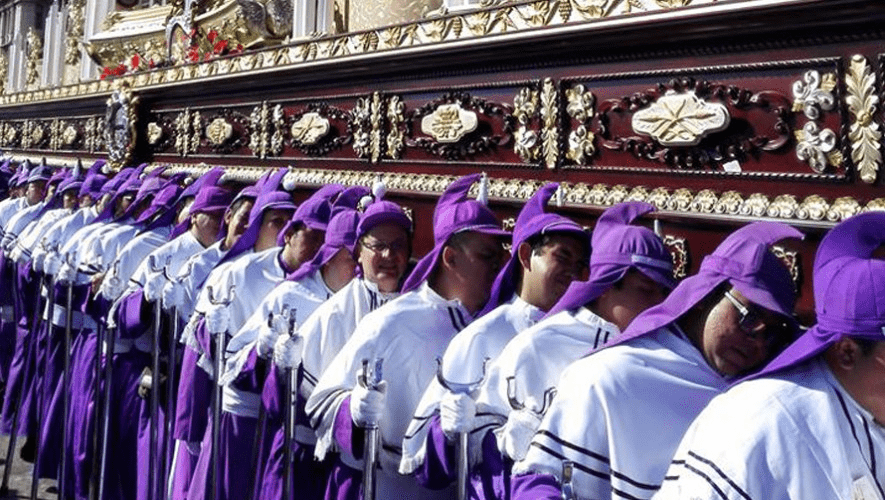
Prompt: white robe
<box><xmin>513</xmin><ymin>326</ymin><xmax>727</xmax><ymax>500</ymax></box>
<box><xmin>0</xmin><ymin>197</ymin><xmax>27</xmax><ymax>238</ymax></box>
<box><xmin>166</xmin><ymin>240</ymin><xmax>227</xmax><ymax>323</ymax></box>
<box><xmin>220</xmin><ymin>268</ymin><xmax>332</xmax><ymax>387</ymax></box>
<box><xmin>130</xmin><ymin>231</ymin><xmax>204</xmax><ymax>302</ymax></box>
<box><xmin>306</xmin><ymin>282</ymin><xmax>471</xmax><ymax>499</ymax></box>
<box><xmin>8</xmin><ymin>207</ymin><xmax>71</xmax><ymax>264</ymax></box>
<box><xmin>654</xmin><ymin>358</ymin><xmax>885</xmax><ymax>500</ymax></box>
<box><xmin>99</xmin><ymin>226</ymin><xmax>172</xmax><ymax>302</ymax></box>
<box><xmin>473</xmin><ymin>307</ymin><xmax>620</xmax><ymax>461</ymax></box>
<box><xmin>400</xmin><ymin>295</ymin><xmax>544</xmax><ymax>474</ymax></box>
<box><xmin>57</xmin><ymin>220</ymin><xmax>123</xmax><ymax>285</ymax></box>
<box><xmin>31</xmin><ymin>206</ymin><xmax>97</xmax><ymax>273</ymax></box>
<box><xmin>0</xmin><ymin>200</ymin><xmax>44</xmax><ymax>251</ymax></box>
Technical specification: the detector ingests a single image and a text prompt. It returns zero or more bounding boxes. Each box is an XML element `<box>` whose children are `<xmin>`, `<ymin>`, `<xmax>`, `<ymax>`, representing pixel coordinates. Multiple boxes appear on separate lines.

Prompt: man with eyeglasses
<box><xmin>654</xmin><ymin>212</ymin><xmax>885</xmax><ymax>500</ymax></box>
<box><xmin>306</xmin><ymin>173</ymin><xmax>511</xmax><ymax>499</ymax></box>
<box><xmin>510</xmin><ymin>221</ymin><xmax>801</xmax><ymax>500</ymax></box>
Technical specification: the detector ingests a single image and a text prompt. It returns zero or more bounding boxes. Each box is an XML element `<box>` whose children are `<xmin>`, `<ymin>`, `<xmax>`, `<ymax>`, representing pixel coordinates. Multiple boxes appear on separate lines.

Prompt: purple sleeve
<box><xmin>173</xmin><ymin>345</ymin><xmax>210</xmax><ymax>442</ymax></box>
<box><xmin>510</xmin><ymin>472</ymin><xmax>563</xmax><ymax>500</ymax></box>
<box><xmin>116</xmin><ymin>289</ymin><xmax>149</xmax><ymax>339</ymax></box>
<box><xmin>262</xmin><ymin>362</ymin><xmax>282</xmax><ymax>419</ymax></box>
<box><xmin>415</xmin><ymin>415</ymin><xmax>457</xmax><ymax>489</ymax></box>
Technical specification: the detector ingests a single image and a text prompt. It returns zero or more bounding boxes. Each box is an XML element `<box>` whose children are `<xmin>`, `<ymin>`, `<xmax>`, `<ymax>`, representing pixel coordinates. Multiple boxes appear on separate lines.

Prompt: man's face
<box><xmin>254</xmin><ymin>208</ymin><xmax>294</xmax><ymax>252</ymax></box>
<box><xmin>699</xmin><ymin>288</ymin><xmax>791</xmax><ymax>377</ymax></box>
<box><xmin>446</xmin><ymin>231</ymin><xmax>507</xmax><ymax>311</ymax></box>
<box><xmin>114</xmin><ymin>193</ymin><xmax>135</xmax><ymax>218</ymax></box>
<box><xmin>283</xmin><ymin>225</ymin><xmax>325</xmax><ymax>269</ymax></box>
<box><xmin>25</xmin><ymin>180</ymin><xmax>46</xmax><ymax>204</ymax></box>
<box><xmin>79</xmin><ymin>194</ymin><xmax>95</xmax><ymax>208</ymax></box>
<box><xmin>357</xmin><ymin>222</ymin><xmax>410</xmax><ymax>293</ymax></box>
<box><xmin>223</xmin><ymin>200</ymin><xmax>254</xmax><ymax>249</ymax></box>
<box><xmin>192</xmin><ymin>211</ymin><xmax>224</xmax><ymax>247</ymax></box>
<box><xmin>595</xmin><ymin>269</ymin><xmax>667</xmax><ymax>332</ymax></box>
<box><xmin>176</xmin><ymin>197</ymin><xmax>195</xmax><ymax>225</ymax></box>
<box><xmin>62</xmin><ymin>189</ymin><xmax>78</xmax><ymax>209</ymax></box>
<box><xmin>520</xmin><ymin>233</ymin><xmax>588</xmax><ymax>311</ymax></box>
<box><xmin>829</xmin><ymin>340</ymin><xmax>885</xmax><ymax>424</ymax></box>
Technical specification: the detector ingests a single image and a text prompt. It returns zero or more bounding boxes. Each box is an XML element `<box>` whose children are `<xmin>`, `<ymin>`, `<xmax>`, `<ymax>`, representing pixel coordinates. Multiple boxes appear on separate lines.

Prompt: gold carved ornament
<box><xmin>104</xmin><ymin>86</ymin><xmax>139</xmax><ymax>170</ymax></box>
<box><xmin>631</xmin><ymin>90</ymin><xmax>730</xmax><ymax>147</ymax></box>
<box><xmin>540</xmin><ymin>78</ymin><xmax>560</xmax><ymax>169</ymax></box>
<box><xmin>513</xmin><ymin>85</ymin><xmax>540</xmax><ymax>163</ymax></box>
<box><xmin>845</xmin><ymin>55</ymin><xmax>882</xmax><ymax>184</ymax></box>
<box><xmin>565</xmin><ymin>83</ymin><xmax>596</xmax><ymax>165</ymax></box>
<box><xmin>386</xmin><ymin>96</ymin><xmax>405</xmax><ymax>159</ymax></box>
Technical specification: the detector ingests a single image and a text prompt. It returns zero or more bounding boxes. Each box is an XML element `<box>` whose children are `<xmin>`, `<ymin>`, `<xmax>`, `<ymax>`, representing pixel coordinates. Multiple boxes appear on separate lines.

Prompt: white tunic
<box><xmin>0</xmin><ymin>197</ymin><xmax>27</xmax><ymax>238</ymax></box>
<box><xmin>1</xmin><ymin>201</ymin><xmax>45</xmax><ymax>251</ymax></box>
<box><xmin>306</xmin><ymin>282</ymin><xmax>471</xmax><ymax>499</ymax></box>
<box><xmin>220</xmin><ymin>269</ymin><xmax>332</xmax><ymax>387</ymax></box>
<box><xmin>130</xmin><ymin>231</ymin><xmax>204</xmax><ymax>302</ymax></box>
<box><xmin>8</xmin><ymin>207</ymin><xmax>71</xmax><ymax>264</ymax></box>
<box><xmin>99</xmin><ymin>226</ymin><xmax>172</xmax><ymax>302</ymax></box>
<box><xmin>473</xmin><ymin>307</ymin><xmax>620</xmax><ymax>461</ymax></box>
<box><xmin>166</xmin><ymin>240</ymin><xmax>228</xmax><ymax>322</ymax></box>
<box><xmin>78</xmin><ymin>220</ymin><xmax>142</xmax><ymax>277</ymax></box>
<box><xmin>57</xmin><ymin>220</ymin><xmax>124</xmax><ymax>285</ymax></box>
<box><xmin>31</xmin><ymin>206</ymin><xmax>97</xmax><ymax>273</ymax></box>
<box><xmin>654</xmin><ymin>358</ymin><xmax>885</xmax><ymax>500</ymax></box>
<box><xmin>513</xmin><ymin>326</ymin><xmax>727</xmax><ymax>500</ymax></box>
<box><xmin>401</xmin><ymin>295</ymin><xmax>544</xmax><ymax>474</ymax></box>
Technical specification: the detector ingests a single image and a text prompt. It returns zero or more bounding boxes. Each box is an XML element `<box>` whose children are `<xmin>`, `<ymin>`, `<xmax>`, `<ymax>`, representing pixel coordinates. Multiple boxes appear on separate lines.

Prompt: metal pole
<box><xmin>164</xmin><ymin>306</ymin><xmax>179</xmax><ymax>493</ymax></box>
<box><xmin>57</xmin><ymin>277</ymin><xmax>73</xmax><ymax>500</ymax></box>
<box><xmin>27</xmin><ymin>272</ymin><xmax>47</xmax><ymax>500</ymax></box>
<box><xmin>359</xmin><ymin>358</ymin><xmax>383</xmax><ymax>500</ymax></box>
<box><xmin>149</xmin><ymin>298</ymin><xmax>162</xmax><ymax>500</ymax></box>
<box><xmin>95</xmin><ymin>322</ymin><xmax>116</xmax><ymax>500</ymax></box>
<box><xmin>88</xmin><ymin>320</ymin><xmax>106</xmax><ymax>500</ymax></box>
<box><xmin>207</xmin><ymin>280</ymin><xmax>235</xmax><ymax>500</ymax></box>
<box><xmin>435</xmin><ymin>358</ymin><xmax>489</xmax><ymax>500</ymax></box>
<box><xmin>0</xmin><ymin>260</ymin><xmax>24</xmax><ymax>497</ymax></box>
<box><xmin>280</xmin><ymin>312</ymin><xmax>300</xmax><ymax>500</ymax></box>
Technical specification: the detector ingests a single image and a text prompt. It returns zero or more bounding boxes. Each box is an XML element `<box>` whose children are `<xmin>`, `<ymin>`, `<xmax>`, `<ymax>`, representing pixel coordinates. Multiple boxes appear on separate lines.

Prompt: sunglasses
<box><xmin>723</xmin><ymin>290</ymin><xmax>790</xmax><ymax>346</ymax></box>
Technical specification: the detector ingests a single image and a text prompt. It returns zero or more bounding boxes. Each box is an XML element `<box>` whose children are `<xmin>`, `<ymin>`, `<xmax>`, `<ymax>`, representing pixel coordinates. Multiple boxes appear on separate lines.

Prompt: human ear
<box><xmin>830</xmin><ymin>338</ymin><xmax>861</xmax><ymax>370</ymax></box>
<box><xmin>517</xmin><ymin>241</ymin><xmax>533</xmax><ymax>270</ymax></box>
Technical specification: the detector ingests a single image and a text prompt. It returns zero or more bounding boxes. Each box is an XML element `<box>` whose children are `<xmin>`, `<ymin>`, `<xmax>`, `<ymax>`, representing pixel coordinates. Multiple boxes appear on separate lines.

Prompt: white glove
<box><xmin>350</xmin><ymin>373</ymin><xmax>387</xmax><ymax>428</ymax></box>
<box><xmin>270</xmin><ymin>312</ymin><xmax>290</xmax><ymax>337</ymax></box>
<box><xmin>143</xmin><ymin>274</ymin><xmax>165</xmax><ymax>303</ymax></box>
<box><xmin>102</xmin><ymin>275</ymin><xmax>124</xmax><ymax>301</ymax></box>
<box><xmin>163</xmin><ymin>282</ymin><xmax>185</xmax><ymax>310</ymax></box>
<box><xmin>273</xmin><ymin>334</ymin><xmax>302</xmax><ymax>369</ymax></box>
<box><xmin>495</xmin><ymin>409</ymin><xmax>542</xmax><ymax>462</ymax></box>
<box><xmin>44</xmin><ymin>253</ymin><xmax>62</xmax><ymax>276</ymax></box>
<box><xmin>57</xmin><ymin>264</ymin><xmax>77</xmax><ymax>284</ymax></box>
<box><xmin>439</xmin><ymin>392</ymin><xmax>476</xmax><ymax>440</ymax></box>
<box><xmin>205</xmin><ymin>305</ymin><xmax>230</xmax><ymax>335</ymax></box>
<box><xmin>258</xmin><ymin>313</ymin><xmax>292</xmax><ymax>358</ymax></box>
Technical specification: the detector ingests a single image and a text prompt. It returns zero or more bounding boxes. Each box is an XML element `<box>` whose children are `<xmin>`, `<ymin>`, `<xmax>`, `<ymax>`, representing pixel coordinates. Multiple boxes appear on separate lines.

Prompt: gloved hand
<box><xmin>43</xmin><ymin>253</ymin><xmax>62</xmax><ymax>276</ymax></box>
<box><xmin>163</xmin><ymin>281</ymin><xmax>185</xmax><ymax>310</ymax></box>
<box><xmin>273</xmin><ymin>334</ymin><xmax>302</xmax><ymax>370</ymax></box>
<box><xmin>258</xmin><ymin>314</ymin><xmax>293</xmax><ymax>358</ymax></box>
<box><xmin>101</xmin><ymin>274</ymin><xmax>124</xmax><ymax>301</ymax></box>
<box><xmin>137</xmin><ymin>367</ymin><xmax>154</xmax><ymax>400</ymax></box>
<box><xmin>205</xmin><ymin>305</ymin><xmax>230</xmax><ymax>335</ymax></box>
<box><xmin>439</xmin><ymin>392</ymin><xmax>476</xmax><ymax>440</ymax></box>
<box><xmin>495</xmin><ymin>408</ymin><xmax>543</xmax><ymax>462</ymax></box>
<box><xmin>350</xmin><ymin>372</ymin><xmax>387</xmax><ymax>428</ymax></box>
<box><xmin>143</xmin><ymin>273</ymin><xmax>165</xmax><ymax>303</ymax></box>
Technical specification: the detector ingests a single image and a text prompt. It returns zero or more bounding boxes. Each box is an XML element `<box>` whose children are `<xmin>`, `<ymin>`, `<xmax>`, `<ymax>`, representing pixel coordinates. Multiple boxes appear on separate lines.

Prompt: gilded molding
<box><xmin>386</xmin><ymin>95</ymin><xmax>405</xmax><ymax>159</ymax></box>
<box><xmin>565</xmin><ymin>83</ymin><xmax>596</xmax><ymax>165</ymax></box>
<box><xmin>174</xmin><ymin>108</ymin><xmax>201</xmax><ymax>157</ymax></box>
<box><xmin>98</xmin><ymin>162</ymin><xmax>885</xmax><ymax>227</ymax></box>
<box><xmin>352</xmin><ymin>92</ymin><xmax>384</xmax><ymax>162</ymax></box>
<box><xmin>206</xmin><ymin>117</ymin><xmax>233</xmax><ymax>146</ymax></box>
<box><xmin>845</xmin><ymin>55</ymin><xmax>882</xmax><ymax>184</ymax></box>
<box><xmin>794</xmin><ymin>121</ymin><xmax>836</xmax><ymax>173</ymax></box>
<box><xmin>249</xmin><ymin>101</ymin><xmax>270</xmax><ymax>159</ymax></box>
<box><xmin>514</xmin><ymin>85</ymin><xmax>540</xmax><ymax>163</ymax></box>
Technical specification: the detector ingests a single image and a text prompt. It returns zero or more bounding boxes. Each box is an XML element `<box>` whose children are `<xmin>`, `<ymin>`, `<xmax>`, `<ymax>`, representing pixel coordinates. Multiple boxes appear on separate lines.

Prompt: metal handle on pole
<box><xmin>359</xmin><ymin>358</ymin><xmax>383</xmax><ymax>500</ymax></box>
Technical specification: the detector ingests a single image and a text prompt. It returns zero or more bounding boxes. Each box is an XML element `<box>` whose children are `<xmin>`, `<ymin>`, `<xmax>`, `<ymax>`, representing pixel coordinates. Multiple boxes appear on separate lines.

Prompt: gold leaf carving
<box><xmin>714</xmin><ymin>190</ymin><xmax>743</xmax><ymax>215</ymax></box>
<box><xmin>587</xmin><ymin>183</ymin><xmax>609</xmax><ymax>205</ymax></box>
<box><xmin>62</xmin><ymin>124</ymin><xmax>78</xmax><ymax>147</ymax></box>
<box><xmin>386</xmin><ymin>95</ymin><xmax>405</xmax><ymax>160</ymax></box>
<box><xmin>206</xmin><ymin>118</ymin><xmax>233</xmax><ymax>146</ymax></box>
<box><xmin>540</xmin><ymin>78</ymin><xmax>559</xmax><ymax>169</ymax></box>
<box><xmin>290</xmin><ymin>112</ymin><xmax>330</xmax><ymax>146</ymax></box>
<box><xmin>514</xmin><ymin>86</ymin><xmax>540</xmax><ymax>162</ymax></box>
<box><xmin>863</xmin><ymin>198</ymin><xmax>885</xmax><ymax>212</ymax></box>
<box><xmin>739</xmin><ymin>193</ymin><xmax>770</xmax><ymax>217</ymax></box>
<box><xmin>690</xmin><ymin>189</ymin><xmax>717</xmax><ymax>213</ymax></box>
<box><xmin>605</xmin><ymin>184</ymin><xmax>628</xmax><ymax>205</ymax></box>
<box><xmin>662</xmin><ymin>234</ymin><xmax>688</xmax><ymax>280</ymax></box>
<box><xmin>766</xmin><ymin>194</ymin><xmax>799</xmax><ymax>219</ymax></box>
<box><xmin>646</xmin><ymin>187</ymin><xmax>670</xmax><ymax>209</ymax></box>
<box><xmin>147</xmin><ymin>122</ymin><xmax>164</xmax><ymax>145</ymax></box>
<box><xmin>625</xmin><ymin>186</ymin><xmax>648</xmax><ymax>202</ymax></box>
<box><xmin>667</xmin><ymin>188</ymin><xmax>692</xmax><ymax>211</ymax></box>
<box><xmin>846</xmin><ymin>55</ymin><xmax>882</xmax><ymax>184</ymax></box>
<box><xmin>420</xmin><ymin>103</ymin><xmax>478</xmax><ymax>143</ymax></box>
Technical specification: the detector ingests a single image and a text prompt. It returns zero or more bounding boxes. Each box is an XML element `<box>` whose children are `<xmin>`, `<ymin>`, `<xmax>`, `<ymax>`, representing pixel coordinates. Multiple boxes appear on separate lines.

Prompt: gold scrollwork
<box><xmin>864</xmin><ymin>198</ymin><xmax>885</xmax><ymax>213</ymax></box>
<box><xmin>796</xmin><ymin>194</ymin><xmax>829</xmax><ymax>221</ymax></box>
<box><xmin>714</xmin><ymin>190</ymin><xmax>743</xmax><ymax>215</ymax></box>
<box><xmin>352</xmin><ymin>92</ymin><xmax>384</xmax><ymax>162</ymax></box>
<box><xmin>147</xmin><ymin>122</ymin><xmax>164</xmax><ymax>145</ymax></box>
<box><xmin>62</xmin><ymin>124</ymin><xmax>79</xmax><ymax>147</ymax></box>
<box><xmin>249</xmin><ymin>101</ymin><xmax>270</xmax><ymax>159</ymax></box>
<box><xmin>513</xmin><ymin>86</ymin><xmax>539</xmax><ymax>162</ymax></box>
<box><xmin>662</xmin><ymin>234</ymin><xmax>688</xmax><ymax>280</ymax></box>
<box><xmin>587</xmin><ymin>183</ymin><xmax>609</xmax><ymax>205</ymax></box>
<box><xmin>632</xmin><ymin>90</ymin><xmax>730</xmax><ymax>147</ymax></box>
<box><xmin>625</xmin><ymin>185</ymin><xmax>648</xmax><ymax>203</ymax></box>
<box><xmin>290</xmin><ymin>112</ymin><xmax>331</xmax><ymax>146</ymax></box>
<box><xmin>646</xmin><ymin>187</ymin><xmax>670</xmax><ymax>209</ymax></box>
<box><xmin>270</xmin><ymin>104</ymin><xmax>285</xmax><ymax>157</ymax></box>
<box><xmin>740</xmin><ymin>193</ymin><xmax>770</xmax><ymax>218</ymax></box>
<box><xmin>690</xmin><ymin>189</ymin><xmax>718</xmax><ymax>213</ymax></box>
<box><xmin>206</xmin><ymin>117</ymin><xmax>233</xmax><ymax>146</ymax></box>
<box><xmin>666</xmin><ymin>188</ymin><xmax>692</xmax><ymax>212</ymax></box>
<box><xmin>766</xmin><ymin>194</ymin><xmax>799</xmax><ymax>219</ymax></box>
<box><xmin>771</xmin><ymin>245</ymin><xmax>801</xmax><ymax>291</ymax></box>
<box><xmin>846</xmin><ymin>55</ymin><xmax>882</xmax><ymax>184</ymax></box>
<box><xmin>791</xmin><ymin>70</ymin><xmax>836</xmax><ymax>120</ymax></box>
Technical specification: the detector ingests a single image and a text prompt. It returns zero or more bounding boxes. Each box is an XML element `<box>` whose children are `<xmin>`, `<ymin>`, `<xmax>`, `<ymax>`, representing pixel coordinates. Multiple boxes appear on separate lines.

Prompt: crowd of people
<box><xmin>0</xmin><ymin>157</ymin><xmax>881</xmax><ymax>500</ymax></box>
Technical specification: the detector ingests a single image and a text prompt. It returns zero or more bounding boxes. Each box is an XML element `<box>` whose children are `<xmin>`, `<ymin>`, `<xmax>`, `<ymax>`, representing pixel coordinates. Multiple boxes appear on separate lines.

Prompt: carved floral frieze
<box><xmin>632</xmin><ymin>91</ymin><xmax>730</xmax><ymax>146</ymax></box>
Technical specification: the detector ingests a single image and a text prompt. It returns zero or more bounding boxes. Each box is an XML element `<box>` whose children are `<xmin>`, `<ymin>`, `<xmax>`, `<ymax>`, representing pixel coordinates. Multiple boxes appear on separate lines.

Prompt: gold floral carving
<box><xmin>826</xmin><ymin>196</ymin><xmax>861</xmax><ymax>222</ymax></box>
<box><xmin>352</xmin><ymin>92</ymin><xmax>384</xmax><ymax>162</ymax></box>
<box><xmin>655</xmin><ymin>0</ymin><xmax>690</xmax><ymax>7</ymax></box>
<box><xmin>206</xmin><ymin>118</ymin><xmax>233</xmax><ymax>146</ymax></box>
<box><xmin>632</xmin><ymin>90</ymin><xmax>729</xmax><ymax>146</ymax></box>
<box><xmin>714</xmin><ymin>190</ymin><xmax>742</xmax><ymax>215</ymax></box>
<box><xmin>666</xmin><ymin>188</ymin><xmax>692</xmax><ymax>211</ymax></box>
<box><xmin>625</xmin><ymin>186</ymin><xmax>648</xmax><ymax>202</ymax></box>
<box><xmin>587</xmin><ymin>184</ymin><xmax>609</xmax><ymax>205</ymax></box>
<box><xmin>29</xmin><ymin>122</ymin><xmax>44</xmax><ymax>147</ymax></box>
<box><xmin>175</xmin><ymin>108</ymin><xmax>201</xmax><ymax>157</ymax></box>
<box><xmin>249</xmin><ymin>102</ymin><xmax>270</xmax><ymax>159</ymax></box>
<box><xmin>421</xmin><ymin>103</ymin><xmax>478</xmax><ymax>144</ymax></box>
<box><xmin>270</xmin><ymin>104</ymin><xmax>285</xmax><ymax>157</ymax></box>
<box><xmin>864</xmin><ymin>198</ymin><xmax>885</xmax><ymax>212</ymax></box>
<box><xmin>566</xmin><ymin>83</ymin><xmax>596</xmax><ymax>165</ymax></box>
<box><xmin>565</xmin><ymin>182</ymin><xmax>589</xmax><ymax>204</ymax></box>
<box><xmin>604</xmin><ymin>184</ymin><xmax>629</xmax><ymax>205</ymax></box>
<box><xmin>846</xmin><ymin>55</ymin><xmax>881</xmax><ymax>184</ymax></box>
<box><xmin>662</xmin><ymin>234</ymin><xmax>688</xmax><ymax>280</ymax></box>
<box><xmin>85</xmin><ymin>117</ymin><xmax>102</xmax><ymax>153</ymax></box>
<box><xmin>65</xmin><ymin>0</ymin><xmax>85</xmax><ymax>65</ymax></box>
<box><xmin>796</xmin><ymin>194</ymin><xmax>829</xmax><ymax>221</ymax></box>
<box><xmin>646</xmin><ymin>187</ymin><xmax>670</xmax><ymax>209</ymax></box>
<box><xmin>1</xmin><ymin>123</ymin><xmax>16</xmax><ymax>145</ymax></box>
<box><xmin>513</xmin><ymin>86</ymin><xmax>539</xmax><ymax>162</ymax></box>
<box><xmin>740</xmin><ymin>193</ymin><xmax>770</xmax><ymax>217</ymax></box>
<box><xmin>766</xmin><ymin>194</ymin><xmax>799</xmax><ymax>219</ymax></box>
<box><xmin>386</xmin><ymin>95</ymin><xmax>405</xmax><ymax>160</ymax></box>
<box><xmin>540</xmin><ymin>78</ymin><xmax>560</xmax><ymax>169</ymax></box>
<box><xmin>690</xmin><ymin>189</ymin><xmax>717</xmax><ymax>213</ymax></box>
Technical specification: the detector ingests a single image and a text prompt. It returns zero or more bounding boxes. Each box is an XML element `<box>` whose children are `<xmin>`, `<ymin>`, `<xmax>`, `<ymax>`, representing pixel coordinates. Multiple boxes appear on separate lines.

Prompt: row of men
<box><xmin>0</xmin><ymin>158</ymin><xmax>880</xmax><ymax>500</ymax></box>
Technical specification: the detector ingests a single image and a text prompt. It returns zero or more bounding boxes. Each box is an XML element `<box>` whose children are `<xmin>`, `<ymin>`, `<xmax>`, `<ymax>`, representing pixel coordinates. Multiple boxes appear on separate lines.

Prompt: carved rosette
<box><xmin>845</xmin><ymin>55</ymin><xmax>882</xmax><ymax>184</ymax></box>
<box><xmin>714</xmin><ymin>190</ymin><xmax>743</xmax><ymax>215</ymax></box>
<box><xmin>690</xmin><ymin>189</ymin><xmax>717</xmax><ymax>213</ymax></box>
<box><xmin>0</xmin><ymin>122</ymin><xmax>18</xmax><ymax>147</ymax></box>
<box><xmin>147</xmin><ymin>122</ymin><xmax>164</xmax><ymax>146</ymax></box>
<box><xmin>565</xmin><ymin>82</ymin><xmax>596</xmax><ymax>165</ymax></box>
<box><xmin>62</xmin><ymin>124</ymin><xmax>79</xmax><ymax>148</ymax></box>
<box><xmin>740</xmin><ymin>193</ymin><xmax>770</xmax><ymax>217</ymax></box>
<box><xmin>766</xmin><ymin>194</ymin><xmax>799</xmax><ymax>219</ymax></box>
<box><xmin>206</xmin><ymin>118</ymin><xmax>234</xmax><ymax>146</ymax></box>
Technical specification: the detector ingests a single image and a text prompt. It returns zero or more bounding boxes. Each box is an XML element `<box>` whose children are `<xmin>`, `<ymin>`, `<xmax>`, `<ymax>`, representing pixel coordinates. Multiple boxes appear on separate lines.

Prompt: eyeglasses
<box><xmin>722</xmin><ymin>289</ymin><xmax>787</xmax><ymax>345</ymax></box>
<box><xmin>361</xmin><ymin>240</ymin><xmax>407</xmax><ymax>255</ymax></box>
